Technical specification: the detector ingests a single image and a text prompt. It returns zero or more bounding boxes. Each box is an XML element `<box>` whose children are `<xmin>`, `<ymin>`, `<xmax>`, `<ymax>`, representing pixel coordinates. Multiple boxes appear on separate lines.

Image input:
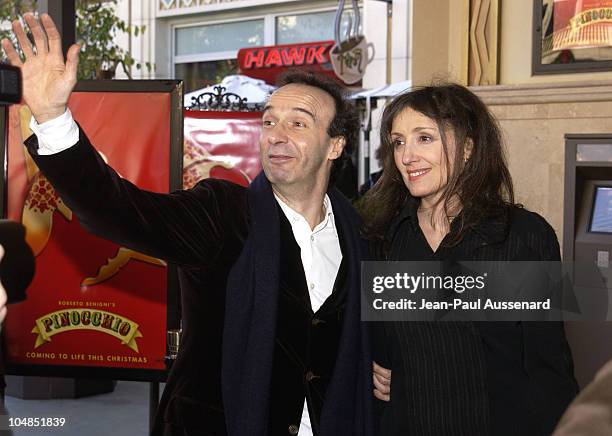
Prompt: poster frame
<box><xmin>1</xmin><ymin>106</ymin><xmax>7</xmax><ymax>218</ymax></box>
<box><xmin>1</xmin><ymin>79</ymin><xmax>184</xmax><ymax>382</ymax></box>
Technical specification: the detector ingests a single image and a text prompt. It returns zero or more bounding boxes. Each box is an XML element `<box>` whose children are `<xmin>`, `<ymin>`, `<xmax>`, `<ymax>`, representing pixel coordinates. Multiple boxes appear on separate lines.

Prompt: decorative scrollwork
<box><xmin>189</xmin><ymin>85</ymin><xmax>263</xmax><ymax>112</ymax></box>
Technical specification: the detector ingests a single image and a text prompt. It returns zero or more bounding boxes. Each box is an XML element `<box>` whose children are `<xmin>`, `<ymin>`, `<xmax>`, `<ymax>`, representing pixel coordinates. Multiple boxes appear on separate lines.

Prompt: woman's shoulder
<box><xmin>508</xmin><ymin>206</ymin><xmax>555</xmax><ymax>234</ymax></box>
<box><xmin>506</xmin><ymin>205</ymin><xmax>560</xmax><ymax>260</ymax></box>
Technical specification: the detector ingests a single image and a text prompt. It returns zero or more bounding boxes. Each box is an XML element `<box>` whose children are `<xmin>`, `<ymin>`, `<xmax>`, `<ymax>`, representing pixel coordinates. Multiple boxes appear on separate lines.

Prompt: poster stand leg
<box><xmin>149</xmin><ymin>382</ymin><xmax>159</xmax><ymax>432</ymax></box>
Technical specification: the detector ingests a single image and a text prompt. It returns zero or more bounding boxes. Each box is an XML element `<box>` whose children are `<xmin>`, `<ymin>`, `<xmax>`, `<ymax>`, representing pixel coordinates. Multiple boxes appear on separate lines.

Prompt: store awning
<box><xmin>184</xmin><ymin>75</ymin><xmax>275</xmax><ymax>108</ymax></box>
<box><xmin>184</xmin><ymin>75</ymin><xmax>412</xmax><ymax>109</ymax></box>
<box><xmin>350</xmin><ymin>80</ymin><xmax>413</xmax><ymax>99</ymax></box>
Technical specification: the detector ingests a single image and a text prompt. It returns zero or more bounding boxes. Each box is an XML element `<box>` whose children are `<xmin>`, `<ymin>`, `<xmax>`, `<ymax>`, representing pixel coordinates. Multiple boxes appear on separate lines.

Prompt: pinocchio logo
<box><xmin>31</xmin><ymin>309</ymin><xmax>143</xmax><ymax>352</ymax></box>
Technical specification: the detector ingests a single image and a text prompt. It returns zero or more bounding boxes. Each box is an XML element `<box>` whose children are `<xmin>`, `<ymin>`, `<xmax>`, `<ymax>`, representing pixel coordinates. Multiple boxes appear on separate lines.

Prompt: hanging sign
<box><xmin>330</xmin><ymin>36</ymin><xmax>374</xmax><ymax>85</ymax></box>
<box><xmin>330</xmin><ymin>0</ymin><xmax>374</xmax><ymax>84</ymax></box>
<box><xmin>237</xmin><ymin>41</ymin><xmax>336</xmax><ymax>85</ymax></box>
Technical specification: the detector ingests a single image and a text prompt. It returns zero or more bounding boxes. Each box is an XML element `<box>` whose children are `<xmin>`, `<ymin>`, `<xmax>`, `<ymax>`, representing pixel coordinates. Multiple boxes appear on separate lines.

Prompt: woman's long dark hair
<box><xmin>360</xmin><ymin>83</ymin><xmax>515</xmax><ymax>244</ymax></box>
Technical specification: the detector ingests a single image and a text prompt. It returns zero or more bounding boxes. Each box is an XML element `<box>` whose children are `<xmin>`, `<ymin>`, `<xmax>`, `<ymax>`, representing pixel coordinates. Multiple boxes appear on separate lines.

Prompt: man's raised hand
<box><xmin>1</xmin><ymin>13</ymin><xmax>79</xmax><ymax>124</ymax></box>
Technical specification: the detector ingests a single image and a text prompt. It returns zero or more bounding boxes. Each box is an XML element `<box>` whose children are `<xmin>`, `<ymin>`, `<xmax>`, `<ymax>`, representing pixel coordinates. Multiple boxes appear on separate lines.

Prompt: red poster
<box><xmin>551</xmin><ymin>0</ymin><xmax>612</xmax><ymax>51</ymax></box>
<box><xmin>183</xmin><ymin>110</ymin><xmax>262</xmax><ymax>189</ymax></box>
<box><xmin>5</xmin><ymin>90</ymin><xmax>176</xmax><ymax>376</ymax></box>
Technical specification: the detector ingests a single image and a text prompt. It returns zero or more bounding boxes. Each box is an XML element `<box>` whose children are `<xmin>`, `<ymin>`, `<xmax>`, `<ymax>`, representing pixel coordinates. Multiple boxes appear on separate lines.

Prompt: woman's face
<box><xmin>391</xmin><ymin>107</ymin><xmax>458</xmax><ymax>205</ymax></box>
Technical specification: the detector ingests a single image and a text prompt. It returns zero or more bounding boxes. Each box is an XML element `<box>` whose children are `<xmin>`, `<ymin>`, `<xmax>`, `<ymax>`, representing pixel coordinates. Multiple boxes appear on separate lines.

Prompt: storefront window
<box><xmin>173</xmin><ymin>8</ymin><xmax>360</xmax><ymax>92</ymax></box>
<box><xmin>175</xmin><ymin>59</ymin><xmax>238</xmax><ymax>93</ymax></box>
<box><xmin>276</xmin><ymin>10</ymin><xmax>358</xmax><ymax>45</ymax></box>
<box><xmin>174</xmin><ymin>19</ymin><xmax>263</xmax><ymax>92</ymax></box>
<box><xmin>175</xmin><ymin>19</ymin><xmax>264</xmax><ymax>56</ymax></box>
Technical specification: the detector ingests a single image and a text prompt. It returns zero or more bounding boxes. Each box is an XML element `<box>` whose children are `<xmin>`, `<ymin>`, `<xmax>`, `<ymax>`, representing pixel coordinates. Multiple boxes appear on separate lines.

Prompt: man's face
<box><xmin>260</xmin><ymin>83</ymin><xmax>343</xmax><ymax>189</ymax></box>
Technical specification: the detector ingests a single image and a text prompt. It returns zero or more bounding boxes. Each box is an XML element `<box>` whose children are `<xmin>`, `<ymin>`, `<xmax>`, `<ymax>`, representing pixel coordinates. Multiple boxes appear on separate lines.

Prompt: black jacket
<box><xmin>373</xmin><ymin>203</ymin><xmax>579</xmax><ymax>436</ymax></box>
<box><xmin>26</xmin><ymin>128</ymin><xmax>373</xmax><ymax>436</ymax></box>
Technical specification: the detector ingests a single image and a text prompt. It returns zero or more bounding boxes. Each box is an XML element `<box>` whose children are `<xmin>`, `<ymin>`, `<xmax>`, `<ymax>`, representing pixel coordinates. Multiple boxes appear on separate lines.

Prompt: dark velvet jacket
<box><xmin>266</xmin><ymin>211</ymin><xmax>349</xmax><ymax>435</ymax></box>
<box><xmin>25</xmin><ymin>128</ymin><xmax>373</xmax><ymax>436</ymax></box>
<box><xmin>373</xmin><ymin>202</ymin><xmax>579</xmax><ymax>436</ymax></box>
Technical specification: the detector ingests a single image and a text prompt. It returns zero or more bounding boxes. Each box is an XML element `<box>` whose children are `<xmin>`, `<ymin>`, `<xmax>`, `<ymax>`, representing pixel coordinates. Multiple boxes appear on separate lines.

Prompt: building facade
<box><xmin>111</xmin><ymin>0</ymin><xmax>612</xmax><ymax>395</ymax></box>
<box><xmin>115</xmin><ymin>0</ymin><xmax>411</xmax><ymax>93</ymax></box>
<box><xmin>113</xmin><ymin>0</ymin><xmax>612</xmax><ymax>234</ymax></box>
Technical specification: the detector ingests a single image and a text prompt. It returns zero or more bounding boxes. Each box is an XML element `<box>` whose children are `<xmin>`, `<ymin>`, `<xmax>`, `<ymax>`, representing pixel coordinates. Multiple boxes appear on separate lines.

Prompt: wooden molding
<box><xmin>468</xmin><ymin>0</ymin><xmax>499</xmax><ymax>86</ymax></box>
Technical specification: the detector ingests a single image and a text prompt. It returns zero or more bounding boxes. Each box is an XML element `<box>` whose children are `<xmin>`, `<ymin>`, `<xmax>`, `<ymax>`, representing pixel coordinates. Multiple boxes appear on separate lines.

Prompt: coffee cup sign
<box><xmin>331</xmin><ymin>0</ymin><xmax>371</xmax><ymax>84</ymax></box>
<box><xmin>331</xmin><ymin>35</ymin><xmax>374</xmax><ymax>85</ymax></box>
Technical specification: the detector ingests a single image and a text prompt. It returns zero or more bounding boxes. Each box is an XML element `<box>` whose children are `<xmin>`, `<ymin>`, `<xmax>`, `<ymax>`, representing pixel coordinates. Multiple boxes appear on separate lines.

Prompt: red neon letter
<box><xmin>281</xmin><ymin>47</ymin><xmax>306</xmax><ymax>66</ymax></box>
<box><xmin>306</xmin><ymin>46</ymin><xmax>327</xmax><ymax>64</ymax></box>
<box><xmin>265</xmin><ymin>49</ymin><xmax>283</xmax><ymax>67</ymax></box>
<box><xmin>244</xmin><ymin>50</ymin><xmax>265</xmax><ymax>68</ymax></box>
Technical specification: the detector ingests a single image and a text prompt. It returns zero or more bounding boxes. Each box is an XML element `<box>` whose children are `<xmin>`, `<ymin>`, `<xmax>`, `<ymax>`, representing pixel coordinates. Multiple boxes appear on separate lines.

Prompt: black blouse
<box><xmin>373</xmin><ymin>201</ymin><xmax>578</xmax><ymax>436</ymax></box>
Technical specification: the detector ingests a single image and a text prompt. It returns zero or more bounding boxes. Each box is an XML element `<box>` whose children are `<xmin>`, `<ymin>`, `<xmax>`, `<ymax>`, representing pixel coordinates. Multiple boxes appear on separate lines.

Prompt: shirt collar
<box><xmin>274</xmin><ymin>193</ymin><xmax>335</xmax><ymax>232</ymax></box>
<box><xmin>386</xmin><ymin>198</ymin><xmax>418</xmax><ymax>241</ymax></box>
<box><xmin>387</xmin><ymin>198</ymin><xmax>509</xmax><ymax>245</ymax></box>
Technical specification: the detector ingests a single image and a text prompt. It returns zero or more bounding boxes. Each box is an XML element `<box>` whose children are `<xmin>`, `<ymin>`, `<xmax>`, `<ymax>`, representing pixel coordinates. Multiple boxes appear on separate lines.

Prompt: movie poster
<box><xmin>4</xmin><ymin>86</ymin><xmax>260</xmax><ymax>378</ymax></box>
<box><xmin>541</xmin><ymin>0</ymin><xmax>612</xmax><ymax>64</ymax></box>
<box><xmin>4</xmin><ymin>90</ymin><xmax>175</xmax><ymax>376</ymax></box>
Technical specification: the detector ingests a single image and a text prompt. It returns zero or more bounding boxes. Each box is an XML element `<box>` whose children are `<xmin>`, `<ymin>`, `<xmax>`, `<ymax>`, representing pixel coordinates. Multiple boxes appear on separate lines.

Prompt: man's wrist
<box><xmin>33</xmin><ymin>107</ymin><xmax>68</xmax><ymax>124</ymax></box>
<box><xmin>29</xmin><ymin>108</ymin><xmax>79</xmax><ymax>155</ymax></box>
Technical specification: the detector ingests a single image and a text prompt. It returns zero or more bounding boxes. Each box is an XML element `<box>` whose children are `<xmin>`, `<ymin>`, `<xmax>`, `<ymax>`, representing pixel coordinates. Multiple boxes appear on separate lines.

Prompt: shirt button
<box><xmin>309</xmin><ymin>283</ymin><xmax>315</xmax><ymax>290</ymax></box>
<box><xmin>288</xmin><ymin>424</ymin><xmax>299</xmax><ymax>435</ymax></box>
<box><xmin>305</xmin><ymin>370</ymin><xmax>318</xmax><ymax>382</ymax></box>
<box><xmin>310</xmin><ymin>235</ymin><xmax>315</xmax><ymax>242</ymax></box>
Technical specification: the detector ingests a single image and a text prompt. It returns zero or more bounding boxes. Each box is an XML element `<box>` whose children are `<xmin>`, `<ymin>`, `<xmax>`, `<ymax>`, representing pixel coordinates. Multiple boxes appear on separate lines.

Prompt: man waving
<box><xmin>3</xmin><ymin>13</ymin><xmax>373</xmax><ymax>436</ymax></box>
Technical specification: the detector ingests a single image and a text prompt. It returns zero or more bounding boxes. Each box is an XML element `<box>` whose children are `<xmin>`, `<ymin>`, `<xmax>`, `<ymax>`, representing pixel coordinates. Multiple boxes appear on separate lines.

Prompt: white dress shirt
<box><xmin>30</xmin><ymin>110</ymin><xmax>344</xmax><ymax>436</ymax></box>
<box><xmin>275</xmin><ymin>194</ymin><xmax>342</xmax><ymax>436</ymax></box>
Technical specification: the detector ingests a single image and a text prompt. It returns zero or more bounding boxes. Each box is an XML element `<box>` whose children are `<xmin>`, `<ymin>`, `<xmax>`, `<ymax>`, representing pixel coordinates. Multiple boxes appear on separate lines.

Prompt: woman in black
<box><xmin>361</xmin><ymin>84</ymin><xmax>578</xmax><ymax>436</ymax></box>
